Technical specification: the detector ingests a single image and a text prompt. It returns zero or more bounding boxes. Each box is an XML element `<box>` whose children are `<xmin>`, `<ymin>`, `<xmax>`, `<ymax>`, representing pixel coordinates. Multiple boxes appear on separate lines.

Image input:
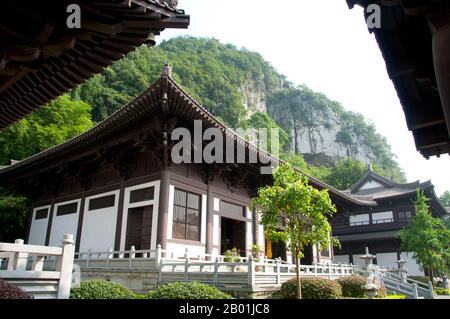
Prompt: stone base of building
<box><xmin>80</xmin><ymin>269</ymin><xmax>159</xmax><ymax>293</ymax></box>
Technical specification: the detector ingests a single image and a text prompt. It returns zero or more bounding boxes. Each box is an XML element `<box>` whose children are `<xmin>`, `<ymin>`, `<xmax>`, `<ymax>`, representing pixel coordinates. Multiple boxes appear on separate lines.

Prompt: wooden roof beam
<box><xmin>3</xmin><ymin>45</ymin><xmax>40</xmax><ymax>62</ymax></box>
<box><xmin>41</xmin><ymin>37</ymin><xmax>76</xmax><ymax>58</ymax></box>
<box><xmin>82</xmin><ymin>20</ymin><xmax>124</xmax><ymax>36</ymax></box>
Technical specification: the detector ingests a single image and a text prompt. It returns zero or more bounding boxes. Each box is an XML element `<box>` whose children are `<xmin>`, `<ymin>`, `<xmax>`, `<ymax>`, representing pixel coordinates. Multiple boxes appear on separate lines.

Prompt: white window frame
<box><xmin>349</xmin><ymin>213</ymin><xmax>370</xmax><ymax>226</ymax></box>
<box><xmin>371</xmin><ymin>211</ymin><xmax>394</xmax><ymax>224</ymax></box>
<box><xmin>86</xmin><ymin>190</ymin><xmax>119</xmax><ymax>212</ymax></box>
<box><xmin>120</xmin><ymin>180</ymin><xmax>160</xmax><ymax>251</ymax></box>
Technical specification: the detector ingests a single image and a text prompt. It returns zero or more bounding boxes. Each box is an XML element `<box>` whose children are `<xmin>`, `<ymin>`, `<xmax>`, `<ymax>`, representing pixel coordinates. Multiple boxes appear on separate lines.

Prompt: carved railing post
<box><xmin>13</xmin><ymin>239</ymin><xmax>27</xmax><ymax>271</ymax></box>
<box><xmin>248</xmin><ymin>256</ymin><xmax>255</xmax><ymax>290</ymax></box>
<box><xmin>57</xmin><ymin>234</ymin><xmax>75</xmax><ymax>299</ymax></box>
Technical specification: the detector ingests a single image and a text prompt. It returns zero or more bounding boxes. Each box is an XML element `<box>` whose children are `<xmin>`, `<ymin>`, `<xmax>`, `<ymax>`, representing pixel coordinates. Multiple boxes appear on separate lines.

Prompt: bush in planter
<box><xmin>0</xmin><ymin>278</ymin><xmax>31</xmax><ymax>299</ymax></box>
<box><xmin>280</xmin><ymin>277</ymin><xmax>342</xmax><ymax>299</ymax></box>
<box><xmin>223</xmin><ymin>247</ymin><xmax>241</xmax><ymax>263</ymax></box>
<box><xmin>336</xmin><ymin>275</ymin><xmax>366</xmax><ymax>298</ymax></box>
<box><xmin>147</xmin><ymin>282</ymin><xmax>234</xmax><ymax>299</ymax></box>
<box><xmin>70</xmin><ymin>280</ymin><xmax>135</xmax><ymax>299</ymax></box>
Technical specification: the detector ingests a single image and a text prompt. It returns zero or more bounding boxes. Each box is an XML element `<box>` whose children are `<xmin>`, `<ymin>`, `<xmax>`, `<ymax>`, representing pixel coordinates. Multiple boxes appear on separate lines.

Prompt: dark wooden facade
<box><xmin>347</xmin><ymin>0</ymin><xmax>450</xmax><ymax>158</ymax></box>
<box><xmin>331</xmin><ymin>168</ymin><xmax>448</xmax><ymax>272</ymax></box>
<box><xmin>0</xmin><ymin>0</ymin><xmax>189</xmax><ymax>130</ymax></box>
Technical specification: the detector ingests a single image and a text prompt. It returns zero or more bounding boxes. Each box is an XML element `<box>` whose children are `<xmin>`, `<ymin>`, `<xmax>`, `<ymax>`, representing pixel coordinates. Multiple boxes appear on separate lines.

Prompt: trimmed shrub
<box><xmin>435</xmin><ymin>289</ymin><xmax>450</xmax><ymax>296</ymax></box>
<box><xmin>70</xmin><ymin>280</ymin><xmax>135</xmax><ymax>299</ymax></box>
<box><xmin>381</xmin><ymin>294</ymin><xmax>407</xmax><ymax>299</ymax></box>
<box><xmin>336</xmin><ymin>275</ymin><xmax>366</xmax><ymax>298</ymax></box>
<box><xmin>376</xmin><ymin>283</ymin><xmax>387</xmax><ymax>297</ymax></box>
<box><xmin>0</xmin><ymin>278</ymin><xmax>31</xmax><ymax>299</ymax></box>
<box><xmin>280</xmin><ymin>277</ymin><xmax>342</xmax><ymax>299</ymax></box>
<box><xmin>147</xmin><ymin>282</ymin><xmax>234</xmax><ymax>299</ymax></box>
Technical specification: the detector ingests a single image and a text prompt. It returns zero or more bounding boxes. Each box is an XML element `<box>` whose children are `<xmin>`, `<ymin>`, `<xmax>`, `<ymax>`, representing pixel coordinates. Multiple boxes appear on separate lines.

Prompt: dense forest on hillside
<box><xmin>0</xmin><ymin>36</ymin><xmax>406</xmax><ymax>188</ymax></box>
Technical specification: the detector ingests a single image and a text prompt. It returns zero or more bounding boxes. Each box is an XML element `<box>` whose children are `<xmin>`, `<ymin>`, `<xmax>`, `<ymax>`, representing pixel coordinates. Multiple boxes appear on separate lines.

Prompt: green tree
<box><xmin>253</xmin><ymin>163</ymin><xmax>338</xmax><ymax>299</ymax></box>
<box><xmin>324</xmin><ymin>158</ymin><xmax>367</xmax><ymax>190</ymax></box>
<box><xmin>242</xmin><ymin>112</ymin><xmax>289</xmax><ymax>153</ymax></box>
<box><xmin>280</xmin><ymin>152</ymin><xmax>331</xmax><ymax>182</ymax></box>
<box><xmin>0</xmin><ymin>190</ymin><xmax>30</xmax><ymax>242</ymax></box>
<box><xmin>440</xmin><ymin>191</ymin><xmax>450</xmax><ymax>207</ymax></box>
<box><xmin>398</xmin><ymin>190</ymin><xmax>450</xmax><ymax>282</ymax></box>
<box><xmin>0</xmin><ymin>95</ymin><xmax>93</xmax><ymax>164</ymax></box>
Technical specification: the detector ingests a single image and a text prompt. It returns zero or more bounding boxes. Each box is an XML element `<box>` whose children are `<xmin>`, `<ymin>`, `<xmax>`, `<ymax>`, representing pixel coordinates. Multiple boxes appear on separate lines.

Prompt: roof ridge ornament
<box><xmin>162</xmin><ymin>62</ymin><xmax>172</xmax><ymax>78</ymax></box>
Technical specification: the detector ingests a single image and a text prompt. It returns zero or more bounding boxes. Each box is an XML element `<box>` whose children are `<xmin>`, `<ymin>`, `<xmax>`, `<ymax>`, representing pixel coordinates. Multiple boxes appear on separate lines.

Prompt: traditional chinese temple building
<box><xmin>332</xmin><ymin>167</ymin><xmax>448</xmax><ymax>275</ymax></box>
<box><xmin>0</xmin><ymin>66</ymin><xmax>376</xmax><ymax>265</ymax></box>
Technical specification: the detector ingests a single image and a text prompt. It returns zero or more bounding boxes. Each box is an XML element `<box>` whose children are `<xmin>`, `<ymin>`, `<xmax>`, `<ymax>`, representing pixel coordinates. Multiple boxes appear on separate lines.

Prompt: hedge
<box><xmin>147</xmin><ymin>282</ymin><xmax>234</xmax><ymax>299</ymax></box>
<box><xmin>280</xmin><ymin>277</ymin><xmax>342</xmax><ymax>299</ymax></box>
<box><xmin>435</xmin><ymin>289</ymin><xmax>450</xmax><ymax>296</ymax></box>
<box><xmin>0</xmin><ymin>278</ymin><xmax>31</xmax><ymax>299</ymax></box>
<box><xmin>336</xmin><ymin>275</ymin><xmax>366</xmax><ymax>298</ymax></box>
<box><xmin>381</xmin><ymin>294</ymin><xmax>407</xmax><ymax>299</ymax></box>
<box><xmin>70</xmin><ymin>280</ymin><xmax>136</xmax><ymax>299</ymax></box>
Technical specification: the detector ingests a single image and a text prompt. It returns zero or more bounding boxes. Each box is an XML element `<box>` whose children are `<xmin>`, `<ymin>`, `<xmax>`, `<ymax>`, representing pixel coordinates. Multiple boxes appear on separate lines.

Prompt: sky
<box><xmin>159</xmin><ymin>0</ymin><xmax>450</xmax><ymax>196</ymax></box>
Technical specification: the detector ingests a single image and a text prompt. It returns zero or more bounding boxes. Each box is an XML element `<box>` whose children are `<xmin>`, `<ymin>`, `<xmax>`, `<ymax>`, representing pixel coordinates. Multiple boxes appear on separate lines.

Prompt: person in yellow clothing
<box><xmin>266</xmin><ymin>239</ymin><xmax>272</xmax><ymax>259</ymax></box>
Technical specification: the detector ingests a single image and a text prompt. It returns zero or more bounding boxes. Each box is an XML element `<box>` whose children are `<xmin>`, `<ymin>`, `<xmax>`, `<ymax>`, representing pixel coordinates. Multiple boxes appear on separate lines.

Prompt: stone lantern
<box><xmin>359</xmin><ymin>247</ymin><xmax>378</xmax><ymax>299</ymax></box>
<box><xmin>395</xmin><ymin>259</ymin><xmax>408</xmax><ymax>282</ymax></box>
<box><xmin>359</xmin><ymin>247</ymin><xmax>375</xmax><ymax>271</ymax></box>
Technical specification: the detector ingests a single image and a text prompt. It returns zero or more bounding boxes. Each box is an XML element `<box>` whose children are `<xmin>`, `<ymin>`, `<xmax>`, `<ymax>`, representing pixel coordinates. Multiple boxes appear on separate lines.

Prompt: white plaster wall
<box><xmin>400</xmin><ymin>252</ymin><xmax>424</xmax><ymax>276</ymax></box>
<box><xmin>257</xmin><ymin>214</ymin><xmax>265</xmax><ymax>252</ymax></box>
<box><xmin>376</xmin><ymin>252</ymin><xmax>398</xmax><ymax>269</ymax></box>
<box><xmin>166</xmin><ymin>242</ymin><xmax>206</xmax><ymax>260</ymax></box>
<box><xmin>120</xmin><ymin>180</ymin><xmax>160</xmax><ymax>251</ymax></box>
<box><xmin>246</xmin><ymin>207</ymin><xmax>252</xmax><ymax>219</ymax></box>
<box><xmin>286</xmin><ymin>253</ymin><xmax>293</xmax><ymax>264</ymax></box>
<box><xmin>334</xmin><ymin>255</ymin><xmax>350</xmax><ymax>264</ymax></box>
<box><xmin>166</xmin><ymin>185</ymin><xmax>175</xmax><ymax>239</ymax></box>
<box><xmin>79</xmin><ymin>190</ymin><xmax>119</xmax><ymax>253</ymax></box>
<box><xmin>359</xmin><ymin>180</ymin><xmax>383</xmax><ymax>190</ymax></box>
<box><xmin>312</xmin><ymin>244</ymin><xmax>318</xmax><ymax>264</ymax></box>
<box><xmin>201</xmin><ymin>195</ymin><xmax>207</xmax><ymax>244</ymax></box>
<box><xmin>213</xmin><ymin>197</ymin><xmax>220</xmax><ymax>211</ymax></box>
<box><xmin>213</xmin><ymin>214</ymin><xmax>220</xmax><ymax>246</ymax></box>
<box><xmin>352</xmin><ymin>254</ymin><xmax>365</xmax><ymax>268</ymax></box>
<box><xmin>49</xmin><ymin>199</ymin><xmax>81</xmax><ymax>247</ymax></box>
<box><xmin>246</xmin><ymin>221</ymin><xmax>252</xmax><ymax>256</ymax></box>
<box><xmin>285</xmin><ymin>239</ymin><xmax>292</xmax><ymax>263</ymax></box>
<box><xmin>28</xmin><ymin>205</ymin><xmax>51</xmax><ymax>245</ymax></box>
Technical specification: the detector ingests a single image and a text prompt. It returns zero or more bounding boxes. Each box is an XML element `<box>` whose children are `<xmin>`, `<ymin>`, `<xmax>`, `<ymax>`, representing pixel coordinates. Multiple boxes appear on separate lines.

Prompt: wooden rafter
<box><xmin>0</xmin><ymin>0</ymin><xmax>189</xmax><ymax>131</ymax></box>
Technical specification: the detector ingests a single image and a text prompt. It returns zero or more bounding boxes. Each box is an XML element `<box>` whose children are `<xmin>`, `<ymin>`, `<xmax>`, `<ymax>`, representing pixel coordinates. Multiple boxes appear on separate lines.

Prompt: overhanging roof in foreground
<box><xmin>347</xmin><ymin>0</ymin><xmax>450</xmax><ymax>158</ymax></box>
<box><xmin>0</xmin><ymin>0</ymin><xmax>189</xmax><ymax>131</ymax></box>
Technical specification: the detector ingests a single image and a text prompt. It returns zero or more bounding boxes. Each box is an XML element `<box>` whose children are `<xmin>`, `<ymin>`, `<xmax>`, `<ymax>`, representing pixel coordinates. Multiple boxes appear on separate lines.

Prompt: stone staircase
<box><xmin>380</xmin><ymin>271</ymin><xmax>434</xmax><ymax>299</ymax></box>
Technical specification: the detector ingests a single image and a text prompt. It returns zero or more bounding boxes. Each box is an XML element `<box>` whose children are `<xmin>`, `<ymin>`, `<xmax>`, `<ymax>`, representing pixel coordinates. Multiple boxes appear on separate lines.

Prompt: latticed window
<box><xmin>172</xmin><ymin>189</ymin><xmax>201</xmax><ymax>241</ymax></box>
